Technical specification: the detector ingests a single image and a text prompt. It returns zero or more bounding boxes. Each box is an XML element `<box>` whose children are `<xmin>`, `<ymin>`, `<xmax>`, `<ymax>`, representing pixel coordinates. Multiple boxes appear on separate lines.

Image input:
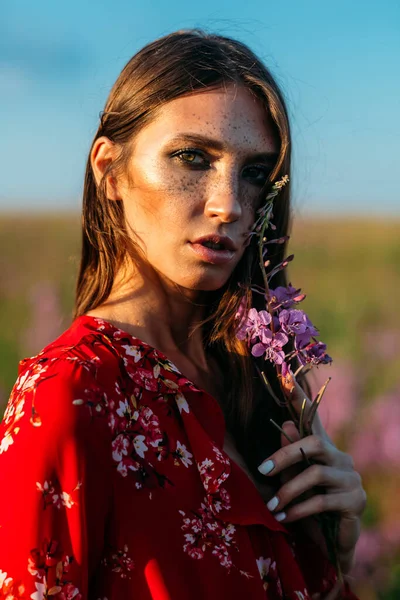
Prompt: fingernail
<box><xmin>282</xmin><ymin>420</ymin><xmax>295</xmax><ymax>427</ymax></box>
<box><xmin>274</xmin><ymin>511</ymin><xmax>286</xmax><ymax>522</ymax></box>
<box><xmin>258</xmin><ymin>460</ymin><xmax>274</xmax><ymax>475</ymax></box>
<box><xmin>266</xmin><ymin>496</ymin><xmax>279</xmax><ymax>511</ymax></box>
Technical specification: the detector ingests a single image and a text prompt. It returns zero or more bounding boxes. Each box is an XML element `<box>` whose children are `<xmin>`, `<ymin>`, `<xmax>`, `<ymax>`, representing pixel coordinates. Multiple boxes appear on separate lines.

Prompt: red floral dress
<box><xmin>0</xmin><ymin>316</ymin><xmax>358</xmax><ymax>600</ymax></box>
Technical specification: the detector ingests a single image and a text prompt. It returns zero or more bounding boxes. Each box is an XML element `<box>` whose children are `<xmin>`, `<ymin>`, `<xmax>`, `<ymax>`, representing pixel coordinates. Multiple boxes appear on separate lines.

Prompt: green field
<box><xmin>1</xmin><ymin>213</ymin><xmax>398</xmax><ymax>394</ymax></box>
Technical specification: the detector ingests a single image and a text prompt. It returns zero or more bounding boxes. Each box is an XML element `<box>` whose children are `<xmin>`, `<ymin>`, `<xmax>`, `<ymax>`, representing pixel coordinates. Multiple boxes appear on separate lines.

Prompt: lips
<box><xmin>189</xmin><ymin>235</ymin><xmax>237</xmax><ymax>265</ymax></box>
<box><xmin>191</xmin><ymin>235</ymin><xmax>238</xmax><ymax>251</ymax></box>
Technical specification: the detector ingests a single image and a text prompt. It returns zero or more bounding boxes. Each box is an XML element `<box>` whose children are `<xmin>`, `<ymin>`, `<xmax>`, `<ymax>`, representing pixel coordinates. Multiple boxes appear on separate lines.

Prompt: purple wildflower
<box><xmin>281</xmin><ymin>361</ymin><xmax>289</xmax><ymax>378</ymax></box>
<box><xmin>279</xmin><ymin>309</ymin><xmax>308</xmax><ymax>337</ymax></box>
<box><xmin>269</xmin><ymin>284</ymin><xmax>306</xmax><ymax>310</ymax></box>
<box><xmin>236</xmin><ymin>308</ymin><xmax>272</xmax><ymax>343</ymax></box>
<box><xmin>251</xmin><ymin>330</ymin><xmax>289</xmax><ymax>366</ymax></box>
<box><xmin>297</xmin><ymin>341</ymin><xmax>332</xmax><ymax>366</ymax></box>
<box><xmin>294</xmin><ymin>314</ymin><xmax>319</xmax><ymax>349</ymax></box>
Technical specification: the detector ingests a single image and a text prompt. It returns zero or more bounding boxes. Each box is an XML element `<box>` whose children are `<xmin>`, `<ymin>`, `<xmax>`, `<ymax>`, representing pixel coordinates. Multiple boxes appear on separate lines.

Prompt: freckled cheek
<box><xmin>155</xmin><ymin>174</ymin><xmax>204</xmax><ymax>215</ymax></box>
<box><xmin>241</xmin><ymin>188</ymin><xmax>258</xmax><ymax>225</ymax></box>
<box><xmin>131</xmin><ymin>167</ymin><xmax>201</xmax><ymax>215</ymax></box>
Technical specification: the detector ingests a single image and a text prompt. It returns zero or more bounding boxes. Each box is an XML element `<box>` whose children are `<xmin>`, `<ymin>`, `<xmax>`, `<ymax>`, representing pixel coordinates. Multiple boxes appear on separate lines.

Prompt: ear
<box><xmin>90</xmin><ymin>136</ymin><xmax>122</xmax><ymax>201</ymax></box>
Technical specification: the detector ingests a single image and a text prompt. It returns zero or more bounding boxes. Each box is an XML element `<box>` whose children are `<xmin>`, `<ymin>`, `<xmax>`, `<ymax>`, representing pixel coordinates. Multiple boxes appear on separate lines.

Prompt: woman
<box><xmin>0</xmin><ymin>30</ymin><xmax>365</xmax><ymax>599</ymax></box>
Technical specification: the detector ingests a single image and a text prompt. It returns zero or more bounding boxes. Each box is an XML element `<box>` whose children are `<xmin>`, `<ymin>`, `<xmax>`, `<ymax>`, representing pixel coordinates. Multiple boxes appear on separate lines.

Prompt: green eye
<box><xmin>172</xmin><ymin>148</ymin><xmax>210</xmax><ymax>168</ymax></box>
<box><xmin>181</xmin><ymin>152</ymin><xmax>197</xmax><ymax>162</ymax></box>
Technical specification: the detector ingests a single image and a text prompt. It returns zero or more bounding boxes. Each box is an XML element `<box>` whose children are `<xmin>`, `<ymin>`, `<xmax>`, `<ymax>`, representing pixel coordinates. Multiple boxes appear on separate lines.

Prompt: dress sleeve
<box><xmin>0</xmin><ymin>355</ymin><xmax>114</xmax><ymax>599</ymax></box>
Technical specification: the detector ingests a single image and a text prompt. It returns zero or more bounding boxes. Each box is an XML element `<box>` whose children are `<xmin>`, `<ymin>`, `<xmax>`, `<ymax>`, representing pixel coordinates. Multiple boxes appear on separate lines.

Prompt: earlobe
<box><xmin>104</xmin><ymin>173</ymin><xmax>121</xmax><ymax>201</ymax></box>
<box><xmin>91</xmin><ymin>136</ymin><xmax>121</xmax><ymax>201</ymax></box>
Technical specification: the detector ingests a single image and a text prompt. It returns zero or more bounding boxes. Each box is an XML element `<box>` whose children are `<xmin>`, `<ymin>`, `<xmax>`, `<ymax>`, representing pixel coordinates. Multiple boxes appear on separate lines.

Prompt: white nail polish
<box><xmin>266</xmin><ymin>496</ymin><xmax>279</xmax><ymax>511</ymax></box>
<box><xmin>274</xmin><ymin>511</ymin><xmax>286</xmax><ymax>522</ymax></box>
<box><xmin>258</xmin><ymin>460</ymin><xmax>274</xmax><ymax>475</ymax></box>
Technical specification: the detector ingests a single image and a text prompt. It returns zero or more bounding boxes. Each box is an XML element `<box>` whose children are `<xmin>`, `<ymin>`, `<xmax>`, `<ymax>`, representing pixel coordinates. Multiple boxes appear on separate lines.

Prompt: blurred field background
<box><xmin>0</xmin><ymin>212</ymin><xmax>399</xmax><ymax>597</ymax></box>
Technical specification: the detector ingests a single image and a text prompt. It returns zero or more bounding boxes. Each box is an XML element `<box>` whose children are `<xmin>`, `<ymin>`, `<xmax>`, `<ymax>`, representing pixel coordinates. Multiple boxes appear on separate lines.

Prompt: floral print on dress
<box><xmin>102</xmin><ymin>545</ymin><xmax>134</xmax><ymax>579</ymax></box>
<box><xmin>174</xmin><ymin>441</ymin><xmax>193</xmax><ymax>468</ymax></box>
<box><xmin>0</xmin><ymin>569</ymin><xmax>26</xmax><ymax>598</ymax></box>
<box><xmin>179</xmin><ymin>493</ymin><xmax>235</xmax><ymax>566</ymax></box>
<box><xmin>0</xmin><ymin>315</ymin><xmax>357</xmax><ymax>600</ymax></box>
<box><xmin>70</xmin><ymin>383</ymin><xmax>109</xmax><ymax>417</ymax></box>
<box><xmin>105</xmin><ymin>382</ymin><xmax>195</xmax><ymax>489</ymax></box>
<box><xmin>175</xmin><ymin>392</ymin><xmax>190</xmax><ymax>415</ymax></box>
<box><xmin>36</xmin><ymin>480</ymin><xmax>82</xmax><ymax>510</ymax></box>
<box><xmin>0</xmin><ymin>361</ymin><xmax>52</xmax><ymax>454</ymax></box>
<box><xmin>108</xmin><ymin>398</ymin><xmax>168</xmax><ymax>482</ymax></box>
<box><xmin>197</xmin><ymin>444</ymin><xmax>231</xmax><ymax>498</ymax></box>
<box><xmin>178</xmin><ymin>492</ymin><xmax>252</xmax><ymax>579</ymax></box>
<box><xmin>294</xmin><ymin>590</ymin><xmax>311</xmax><ymax>600</ymax></box>
<box><xmin>27</xmin><ymin>538</ymin><xmax>82</xmax><ymax>599</ymax></box>
<box><xmin>256</xmin><ymin>556</ymin><xmax>283</xmax><ymax>595</ymax></box>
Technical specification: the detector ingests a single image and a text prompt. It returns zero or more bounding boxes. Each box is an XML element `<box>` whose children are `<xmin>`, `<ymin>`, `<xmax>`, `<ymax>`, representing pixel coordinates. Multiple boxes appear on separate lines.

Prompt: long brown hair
<box><xmin>74</xmin><ymin>29</ymin><xmax>294</xmax><ymax>478</ymax></box>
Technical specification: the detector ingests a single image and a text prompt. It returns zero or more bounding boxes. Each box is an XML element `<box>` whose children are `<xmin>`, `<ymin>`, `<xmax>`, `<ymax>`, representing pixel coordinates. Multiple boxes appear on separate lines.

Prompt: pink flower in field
<box><xmin>347</xmin><ymin>429</ymin><xmax>376</xmax><ymax>471</ymax></box>
<box><xmin>363</xmin><ymin>329</ymin><xmax>400</xmax><ymax>361</ymax></box>
<box><xmin>350</xmin><ymin>530</ymin><xmax>395</xmax><ymax>591</ymax></box>
<box><xmin>350</xmin><ymin>522</ymin><xmax>400</xmax><ymax>585</ymax></box>
<box><xmin>354</xmin><ymin>528</ymin><xmax>383</xmax><ymax>563</ymax></box>
<box><xmin>22</xmin><ymin>281</ymin><xmax>64</xmax><ymax>355</ymax></box>
<box><xmin>381</xmin><ymin>522</ymin><xmax>400</xmax><ymax>547</ymax></box>
<box><xmin>309</xmin><ymin>360</ymin><xmax>358</xmax><ymax>438</ymax></box>
<box><xmin>350</xmin><ymin>391</ymin><xmax>400</xmax><ymax>470</ymax></box>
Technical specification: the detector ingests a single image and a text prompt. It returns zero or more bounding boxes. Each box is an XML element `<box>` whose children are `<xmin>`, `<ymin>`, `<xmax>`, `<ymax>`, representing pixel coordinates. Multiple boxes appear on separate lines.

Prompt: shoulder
<box><xmin>1</xmin><ymin>318</ymin><xmax>124</xmax><ymax>456</ymax></box>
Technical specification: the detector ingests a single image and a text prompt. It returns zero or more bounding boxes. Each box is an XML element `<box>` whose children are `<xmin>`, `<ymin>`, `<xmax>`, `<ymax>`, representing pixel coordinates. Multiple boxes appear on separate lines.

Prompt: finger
<box><xmin>279</xmin><ymin>421</ymin><xmax>302</xmax><ymax>486</ymax></box>
<box><xmin>338</xmin><ymin>514</ymin><xmax>363</xmax><ymax>557</ymax></box>
<box><xmin>266</xmin><ymin>465</ymin><xmax>356</xmax><ymax>513</ymax></box>
<box><xmin>323</xmin><ymin>580</ymin><xmax>343</xmax><ymax>600</ymax></box>
<box><xmin>312</xmin><ymin>580</ymin><xmax>342</xmax><ymax>600</ymax></box>
<box><xmin>273</xmin><ymin>490</ymin><xmax>357</xmax><ymax>523</ymax></box>
<box><xmin>280</xmin><ymin>420</ymin><xmax>300</xmax><ymax>448</ymax></box>
<box><xmin>258</xmin><ymin>434</ymin><xmax>343</xmax><ymax>476</ymax></box>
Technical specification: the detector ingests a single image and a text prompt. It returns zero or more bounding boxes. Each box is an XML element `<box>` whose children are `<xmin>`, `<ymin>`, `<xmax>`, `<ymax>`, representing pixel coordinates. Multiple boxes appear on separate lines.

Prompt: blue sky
<box><xmin>1</xmin><ymin>0</ymin><xmax>399</xmax><ymax>215</ymax></box>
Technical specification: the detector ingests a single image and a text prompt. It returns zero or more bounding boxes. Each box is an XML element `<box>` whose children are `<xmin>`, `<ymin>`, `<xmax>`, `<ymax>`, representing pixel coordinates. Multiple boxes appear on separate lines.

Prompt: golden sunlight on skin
<box><xmin>117</xmin><ymin>85</ymin><xmax>279</xmax><ymax>292</ymax></box>
<box><xmin>88</xmin><ymin>85</ymin><xmax>278</xmax><ymax>366</ymax></box>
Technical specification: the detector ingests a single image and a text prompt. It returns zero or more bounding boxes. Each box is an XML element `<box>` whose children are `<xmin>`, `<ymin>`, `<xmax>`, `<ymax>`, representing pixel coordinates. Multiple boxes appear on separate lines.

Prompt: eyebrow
<box><xmin>166</xmin><ymin>133</ymin><xmax>279</xmax><ymax>164</ymax></box>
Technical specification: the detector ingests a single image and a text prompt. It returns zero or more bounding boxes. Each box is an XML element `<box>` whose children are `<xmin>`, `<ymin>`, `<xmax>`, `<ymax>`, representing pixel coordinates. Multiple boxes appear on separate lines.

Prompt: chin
<box><xmin>179</xmin><ymin>273</ymin><xmax>232</xmax><ymax>293</ymax></box>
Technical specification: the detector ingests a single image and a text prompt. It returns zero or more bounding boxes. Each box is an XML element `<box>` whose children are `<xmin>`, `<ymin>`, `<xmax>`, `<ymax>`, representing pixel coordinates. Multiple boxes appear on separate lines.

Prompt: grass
<box><xmin>0</xmin><ymin>212</ymin><xmax>399</xmax><ymax>396</ymax></box>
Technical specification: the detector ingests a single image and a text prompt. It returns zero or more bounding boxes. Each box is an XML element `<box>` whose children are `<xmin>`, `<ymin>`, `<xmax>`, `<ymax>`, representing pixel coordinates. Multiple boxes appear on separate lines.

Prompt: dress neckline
<box><xmin>75</xmin><ymin>313</ymin><xmax>219</xmax><ymax>400</ymax></box>
<box><xmin>74</xmin><ymin>314</ymin><xmax>288</xmax><ymax>534</ymax></box>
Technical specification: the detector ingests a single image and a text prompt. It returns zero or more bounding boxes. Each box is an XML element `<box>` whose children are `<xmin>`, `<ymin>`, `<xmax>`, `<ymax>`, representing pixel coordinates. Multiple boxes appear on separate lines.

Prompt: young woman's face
<box><xmin>119</xmin><ymin>85</ymin><xmax>279</xmax><ymax>292</ymax></box>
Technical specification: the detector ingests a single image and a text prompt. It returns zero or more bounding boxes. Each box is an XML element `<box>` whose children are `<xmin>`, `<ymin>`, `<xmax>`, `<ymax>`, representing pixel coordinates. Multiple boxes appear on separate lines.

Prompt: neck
<box><xmin>88</xmin><ymin>261</ymin><xmax>218</xmax><ymax>370</ymax></box>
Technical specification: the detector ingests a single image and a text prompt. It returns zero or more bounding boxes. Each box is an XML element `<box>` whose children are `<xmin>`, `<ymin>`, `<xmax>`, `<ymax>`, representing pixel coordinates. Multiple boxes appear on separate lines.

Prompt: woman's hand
<box><xmin>258</xmin><ymin>372</ymin><xmax>367</xmax><ymax>574</ymax></box>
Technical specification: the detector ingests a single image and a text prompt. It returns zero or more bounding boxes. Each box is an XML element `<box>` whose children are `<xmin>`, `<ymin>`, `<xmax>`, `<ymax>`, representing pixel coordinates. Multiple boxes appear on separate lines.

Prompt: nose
<box><xmin>203</xmin><ymin>170</ymin><xmax>242</xmax><ymax>223</ymax></box>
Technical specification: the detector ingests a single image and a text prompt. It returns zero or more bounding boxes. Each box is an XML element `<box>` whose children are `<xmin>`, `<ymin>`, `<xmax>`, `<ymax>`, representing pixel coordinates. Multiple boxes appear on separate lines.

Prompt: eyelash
<box><xmin>171</xmin><ymin>148</ymin><xmax>271</xmax><ymax>186</ymax></box>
